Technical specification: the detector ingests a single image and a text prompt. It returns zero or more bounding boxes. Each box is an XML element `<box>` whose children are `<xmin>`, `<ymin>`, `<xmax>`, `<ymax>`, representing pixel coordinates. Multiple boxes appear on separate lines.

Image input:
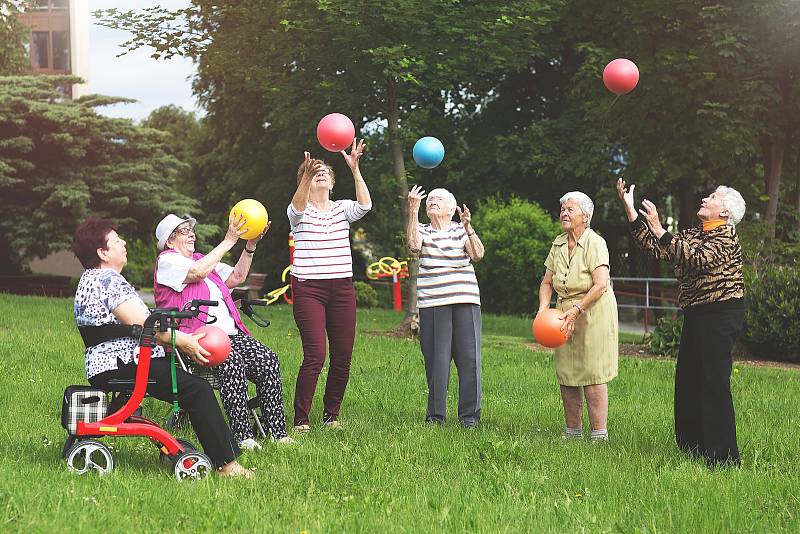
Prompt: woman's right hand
<box><xmin>616</xmin><ymin>178</ymin><xmax>637</xmax><ymax>222</ymax></box>
<box><xmin>301</xmin><ymin>151</ymin><xmax>325</xmax><ymax>182</ymax></box>
<box><xmin>224</xmin><ymin>213</ymin><xmax>248</xmax><ymax>245</ymax></box>
<box><xmin>176</xmin><ymin>331</ymin><xmax>210</xmax><ymax>365</ymax></box>
<box><xmin>408</xmin><ymin>185</ymin><xmax>426</xmax><ymax>212</ymax></box>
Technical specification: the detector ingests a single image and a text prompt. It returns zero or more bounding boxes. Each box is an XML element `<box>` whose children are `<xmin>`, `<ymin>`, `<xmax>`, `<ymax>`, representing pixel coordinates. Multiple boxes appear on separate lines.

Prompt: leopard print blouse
<box><xmin>630</xmin><ymin>218</ymin><xmax>744</xmax><ymax>309</ymax></box>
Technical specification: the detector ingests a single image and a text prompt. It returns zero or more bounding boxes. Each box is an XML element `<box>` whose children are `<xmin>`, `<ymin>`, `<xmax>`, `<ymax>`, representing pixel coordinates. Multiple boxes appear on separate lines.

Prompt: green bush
<box><xmin>354</xmin><ymin>280</ymin><xmax>380</xmax><ymax>308</ymax></box>
<box><xmin>649</xmin><ymin>314</ymin><xmax>683</xmax><ymax>357</ymax></box>
<box><xmin>743</xmin><ymin>265</ymin><xmax>800</xmax><ymax>361</ymax></box>
<box><xmin>471</xmin><ymin>196</ymin><xmax>561</xmax><ymax>315</ymax></box>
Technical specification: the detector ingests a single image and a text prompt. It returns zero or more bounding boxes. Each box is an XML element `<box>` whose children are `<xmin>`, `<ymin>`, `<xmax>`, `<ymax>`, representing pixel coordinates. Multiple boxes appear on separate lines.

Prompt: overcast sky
<box><xmin>90</xmin><ymin>0</ymin><xmax>200</xmax><ymax>121</ymax></box>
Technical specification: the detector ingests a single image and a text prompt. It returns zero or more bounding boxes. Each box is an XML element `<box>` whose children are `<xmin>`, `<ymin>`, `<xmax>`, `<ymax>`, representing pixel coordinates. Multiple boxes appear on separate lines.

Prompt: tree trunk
<box><xmin>795</xmin><ymin>147</ymin><xmax>800</xmax><ymax>233</ymax></box>
<box><xmin>761</xmin><ymin>133</ymin><xmax>785</xmax><ymax>247</ymax></box>
<box><xmin>386</xmin><ymin>77</ymin><xmax>418</xmax><ymax>336</ymax></box>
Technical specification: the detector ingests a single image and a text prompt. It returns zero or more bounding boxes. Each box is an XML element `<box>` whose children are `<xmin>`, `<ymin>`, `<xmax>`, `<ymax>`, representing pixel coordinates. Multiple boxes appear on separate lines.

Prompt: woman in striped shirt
<box><xmin>287</xmin><ymin>139</ymin><xmax>371</xmax><ymax>431</ymax></box>
<box><xmin>407</xmin><ymin>185</ymin><xmax>485</xmax><ymax>427</ymax></box>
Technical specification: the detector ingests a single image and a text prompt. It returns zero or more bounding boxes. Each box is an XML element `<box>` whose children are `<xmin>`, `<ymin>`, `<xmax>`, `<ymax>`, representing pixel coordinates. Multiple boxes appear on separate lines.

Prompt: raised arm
<box><xmin>184</xmin><ymin>215</ymin><xmax>246</xmax><ymax>284</ymax></box>
<box><xmin>291</xmin><ymin>152</ymin><xmax>322</xmax><ymax>213</ymax></box>
<box><xmin>457</xmin><ymin>204</ymin><xmax>484</xmax><ymax>262</ymax></box>
<box><xmin>406</xmin><ymin>185</ymin><xmax>425</xmax><ymax>253</ymax></box>
<box><xmin>616</xmin><ymin>178</ymin><xmax>672</xmax><ymax>261</ymax></box>
<box><xmin>341</xmin><ymin>138</ymin><xmax>371</xmax><ymax>207</ymax></box>
<box><xmin>225</xmin><ymin>222</ymin><xmax>271</xmax><ymax>288</ymax></box>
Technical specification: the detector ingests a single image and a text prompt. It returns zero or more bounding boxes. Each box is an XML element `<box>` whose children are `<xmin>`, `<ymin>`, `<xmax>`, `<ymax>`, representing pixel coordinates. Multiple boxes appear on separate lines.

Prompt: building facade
<box><xmin>18</xmin><ymin>0</ymin><xmax>89</xmax><ymax>97</ymax></box>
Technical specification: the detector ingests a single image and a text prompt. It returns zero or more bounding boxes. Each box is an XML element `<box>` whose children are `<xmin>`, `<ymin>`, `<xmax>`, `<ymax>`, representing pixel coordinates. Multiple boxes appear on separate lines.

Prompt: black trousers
<box><xmin>675</xmin><ymin>299</ymin><xmax>745</xmax><ymax>466</ymax></box>
<box><xmin>90</xmin><ymin>358</ymin><xmax>240</xmax><ymax>469</ymax></box>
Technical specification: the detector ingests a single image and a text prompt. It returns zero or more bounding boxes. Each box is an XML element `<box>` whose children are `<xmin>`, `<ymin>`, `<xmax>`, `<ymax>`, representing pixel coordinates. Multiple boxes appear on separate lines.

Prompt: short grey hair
<box><xmin>559</xmin><ymin>191</ymin><xmax>594</xmax><ymax>227</ymax></box>
<box><xmin>716</xmin><ymin>185</ymin><xmax>746</xmax><ymax>226</ymax></box>
<box><xmin>427</xmin><ymin>188</ymin><xmax>457</xmax><ymax>215</ymax></box>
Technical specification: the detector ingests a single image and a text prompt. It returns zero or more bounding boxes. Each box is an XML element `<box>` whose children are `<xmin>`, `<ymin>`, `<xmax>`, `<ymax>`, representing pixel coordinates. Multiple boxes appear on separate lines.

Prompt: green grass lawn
<box><xmin>0</xmin><ymin>294</ymin><xmax>798</xmax><ymax>532</ymax></box>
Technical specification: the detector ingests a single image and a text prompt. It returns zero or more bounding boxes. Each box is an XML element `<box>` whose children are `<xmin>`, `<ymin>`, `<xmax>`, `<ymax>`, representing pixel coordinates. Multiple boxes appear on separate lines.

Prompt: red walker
<box><xmin>63</xmin><ymin>300</ymin><xmax>218</xmax><ymax>481</ymax></box>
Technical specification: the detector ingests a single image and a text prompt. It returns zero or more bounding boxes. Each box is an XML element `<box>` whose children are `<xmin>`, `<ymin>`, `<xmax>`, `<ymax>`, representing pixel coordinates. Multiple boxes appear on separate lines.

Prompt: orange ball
<box><xmin>229</xmin><ymin>199</ymin><xmax>269</xmax><ymax>240</ymax></box>
<box><xmin>532</xmin><ymin>309</ymin><xmax>568</xmax><ymax>348</ymax></box>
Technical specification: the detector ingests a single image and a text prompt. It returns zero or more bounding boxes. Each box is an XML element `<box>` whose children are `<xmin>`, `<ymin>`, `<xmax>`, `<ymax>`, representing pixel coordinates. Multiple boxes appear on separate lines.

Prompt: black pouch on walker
<box><xmin>61</xmin><ymin>385</ymin><xmax>109</xmax><ymax>435</ymax></box>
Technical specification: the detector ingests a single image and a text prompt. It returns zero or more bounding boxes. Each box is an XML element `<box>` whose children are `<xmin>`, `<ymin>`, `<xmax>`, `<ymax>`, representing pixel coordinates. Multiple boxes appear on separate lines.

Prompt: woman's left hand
<box><xmin>340</xmin><ymin>138</ymin><xmax>365</xmax><ymax>171</ymax></box>
<box><xmin>559</xmin><ymin>307</ymin><xmax>581</xmax><ymax>338</ymax></box>
<box><xmin>639</xmin><ymin>199</ymin><xmax>665</xmax><ymax>236</ymax></box>
<box><xmin>246</xmin><ymin>221</ymin><xmax>271</xmax><ymax>250</ymax></box>
<box><xmin>456</xmin><ymin>204</ymin><xmax>472</xmax><ymax>232</ymax></box>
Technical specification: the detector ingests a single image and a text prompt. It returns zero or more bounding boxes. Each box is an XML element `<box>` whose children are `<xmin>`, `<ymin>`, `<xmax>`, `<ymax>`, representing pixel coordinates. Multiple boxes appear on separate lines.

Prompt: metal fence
<box><xmin>611</xmin><ymin>277</ymin><xmax>679</xmax><ymax>333</ymax></box>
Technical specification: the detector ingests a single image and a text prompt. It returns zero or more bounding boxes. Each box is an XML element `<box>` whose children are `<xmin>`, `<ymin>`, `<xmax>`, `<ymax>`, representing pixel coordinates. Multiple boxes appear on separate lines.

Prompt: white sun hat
<box><xmin>155</xmin><ymin>213</ymin><xmax>197</xmax><ymax>251</ymax></box>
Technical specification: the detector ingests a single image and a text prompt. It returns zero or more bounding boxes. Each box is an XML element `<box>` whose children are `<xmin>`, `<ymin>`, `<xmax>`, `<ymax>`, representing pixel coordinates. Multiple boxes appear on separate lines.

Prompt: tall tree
<box><xmin>0</xmin><ymin>1</ymin><xmax>29</xmax><ymax>76</ymax></box>
<box><xmin>96</xmin><ymin>0</ymin><xmax>563</xmax><ymax>330</ymax></box>
<box><xmin>0</xmin><ymin>76</ymin><xmax>200</xmax><ymax>273</ymax></box>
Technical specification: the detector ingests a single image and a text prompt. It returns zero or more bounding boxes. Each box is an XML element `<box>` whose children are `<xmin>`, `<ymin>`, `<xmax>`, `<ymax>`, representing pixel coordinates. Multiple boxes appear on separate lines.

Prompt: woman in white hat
<box><xmin>153</xmin><ymin>213</ymin><xmax>293</xmax><ymax>449</ymax></box>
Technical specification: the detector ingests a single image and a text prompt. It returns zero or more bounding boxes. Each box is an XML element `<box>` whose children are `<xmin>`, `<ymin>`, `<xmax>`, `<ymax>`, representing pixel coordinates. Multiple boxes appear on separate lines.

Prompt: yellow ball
<box><xmin>229</xmin><ymin>199</ymin><xmax>269</xmax><ymax>240</ymax></box>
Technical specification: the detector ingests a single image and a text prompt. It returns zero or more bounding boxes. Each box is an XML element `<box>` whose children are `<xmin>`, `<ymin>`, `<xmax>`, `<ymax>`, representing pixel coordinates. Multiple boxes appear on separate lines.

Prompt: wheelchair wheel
<box><xmin>65</xmin><ymin>439</ymin><xmax>114</xmax><ymax>476</ymax></box>
<box><xmin>160</xmin><ymin>438</ymin><xmax>197</xmax><ymax>468</ymax></box>
<box><xmin>172</xmin><ymin>451</ymin><xmax>212</xmax><ymax>481</ymax></box>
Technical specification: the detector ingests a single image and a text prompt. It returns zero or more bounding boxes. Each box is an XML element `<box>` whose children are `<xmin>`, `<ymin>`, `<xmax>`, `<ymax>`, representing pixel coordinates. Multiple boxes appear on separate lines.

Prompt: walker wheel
<box><xmin>160</xmin><ymin>438</ymin><xmax>197</xmax><ymax>467</ymax></box>
<box><xmin>172</xmin><ymin>451</ymin><xmax>212</xmax><ymax>481</ymax></box>
<box><xmin>65</xmin><ymin>439</ymin><xmax>114</xmax><ymax>476</ymax></box>
<box><xmin>62</xmin><ymin>435</ymin><xmax>77</xmax><ymax>459</ymax></box>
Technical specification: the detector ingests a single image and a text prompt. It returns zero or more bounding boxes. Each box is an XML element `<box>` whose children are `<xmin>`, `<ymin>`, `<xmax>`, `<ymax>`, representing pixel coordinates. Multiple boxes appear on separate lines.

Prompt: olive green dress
<box><xmin>544</xmin><ymin>229</ymin><xmax>618</xmax><ymax>386</ymax></box>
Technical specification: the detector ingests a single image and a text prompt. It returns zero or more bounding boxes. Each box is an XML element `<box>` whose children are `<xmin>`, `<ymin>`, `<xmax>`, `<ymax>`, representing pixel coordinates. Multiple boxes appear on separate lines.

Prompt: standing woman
<box><xmin>617</xmin><ymin>178</ymin><xmax>747</xmax><ymax>466</ymax></box>
<box><xmin>288</xmin><ymin>139</ymin><xmax>371</xmax><ymax>432</ymax></box>
<box><xmin>538</xmin><ymin>192</ymin><xmax>618</xmax><ymax>442</ymax></box>
<box><xmin>406</xmin><ymin>185</ymin><xmax>484</xmax><ymax>427</ymax></box>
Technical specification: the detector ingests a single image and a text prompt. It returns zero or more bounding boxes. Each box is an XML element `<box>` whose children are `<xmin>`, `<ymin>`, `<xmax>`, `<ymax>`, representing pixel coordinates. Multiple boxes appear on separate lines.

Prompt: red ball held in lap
<box><xmin>194</xmin><ymin>325</ymin><xmax>231</xmax><ymax>367</ymax></box>
<box><xmin>603</xmin><ymin>58</ymin><xmax>639</xmax><ymax>95</ymax></box>
<box><xmin>316</xmin><ymin>113</ymin><xmax>355</xmax><ymax>152</ymax></box>
<box><xmin>532</xmin><ymin>309</ymin><xmax>569</xmax><ymax>348</ymax></box>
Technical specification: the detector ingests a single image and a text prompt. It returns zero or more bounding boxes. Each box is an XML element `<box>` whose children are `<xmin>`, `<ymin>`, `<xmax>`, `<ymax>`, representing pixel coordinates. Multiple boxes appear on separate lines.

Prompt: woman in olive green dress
<box><xmin>537</xmin><ymin>191</ymin><xmax>618</xmax><ymax>441</ymax></box>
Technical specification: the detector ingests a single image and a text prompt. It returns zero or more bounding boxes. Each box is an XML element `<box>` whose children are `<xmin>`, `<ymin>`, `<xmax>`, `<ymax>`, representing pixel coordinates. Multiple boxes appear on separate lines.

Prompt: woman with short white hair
<box><xmin>538</xmin><ymin>191</ymin><xmax>619</xmax><ymax>442</ymax></box>
<box><xmin>407</xmin><ymin>185</ymin><xmax>485</xmax><ymax>427</ymax></box>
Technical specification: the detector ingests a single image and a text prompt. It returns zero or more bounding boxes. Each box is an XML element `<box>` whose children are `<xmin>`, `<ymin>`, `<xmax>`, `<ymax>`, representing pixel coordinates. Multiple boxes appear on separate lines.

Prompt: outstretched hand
<box><xmin>639</xmin><ymin>199</ymin><xmax>665</xmax><ymax>236</ymax></box>
<box><xmin>408</xmin><ymin>185</ymin><xmax>426</xmax><ymax>212</ymax></box>
<box><xmin>456</xmin><ymin>204</ymin><xmax>472</xmax><ymax>231</ymax></box>
<box><xmin>225</xmin><ymin>213</ymin><xmax>248</xmax><ymax>244</ymax></box>
<box><xmin>616</xmin><ymin>178</ymin><xmax>638</xmax><ymax>222</ymax></box>
<box><xmin>340</xmin><ymin>138</ymin><xmax>365</xmax><ymax>171</ymax></box>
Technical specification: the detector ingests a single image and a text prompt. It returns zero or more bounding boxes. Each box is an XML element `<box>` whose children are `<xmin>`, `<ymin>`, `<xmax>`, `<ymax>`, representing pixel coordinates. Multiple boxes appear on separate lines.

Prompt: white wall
<box><xmin>69</xmin><ymin>0</ymin><xmax>89</xmax><ymax>97</ymax></box>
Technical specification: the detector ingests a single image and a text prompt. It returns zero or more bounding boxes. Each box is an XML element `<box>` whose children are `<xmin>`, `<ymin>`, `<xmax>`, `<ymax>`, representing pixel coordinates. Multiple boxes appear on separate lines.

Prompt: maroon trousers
<box><xmin>291</xmin><ymin>276</ymin><xmax>356</xmax><ymax>426</ymax></box>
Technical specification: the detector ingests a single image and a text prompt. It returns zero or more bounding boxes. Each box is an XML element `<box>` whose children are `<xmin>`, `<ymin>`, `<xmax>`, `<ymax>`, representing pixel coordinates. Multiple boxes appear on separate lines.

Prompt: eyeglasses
<box><xmin>172</xmin><ymin>226</ymin><xmax>195</xmax><ymax>237</ymax></box>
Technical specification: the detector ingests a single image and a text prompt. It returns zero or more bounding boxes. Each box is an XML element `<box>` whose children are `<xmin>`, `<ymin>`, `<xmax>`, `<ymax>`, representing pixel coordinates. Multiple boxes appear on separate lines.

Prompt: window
<box><xmin>31</xmin><ymin>31</ymin><xmax>49</xmax><ymax>69</ymax></box>
<box><xmin>52</xmin><ymin>31</ymin><xmax>69</xmax><ymax>70</ymax></box>
<box><xmin>31</xmin><ymin>0</ymin><xmax>50</xmax><ymax>10</ymax></box>
<box><xmin>51</xmin><ymin>0</ymin><xmax>67</xmax><ymax>8</ymax></box>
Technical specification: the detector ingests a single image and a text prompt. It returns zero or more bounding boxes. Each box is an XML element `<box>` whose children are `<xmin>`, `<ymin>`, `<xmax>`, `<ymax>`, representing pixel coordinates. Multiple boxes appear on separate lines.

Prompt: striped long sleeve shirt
<box><xmin>417</xmin><ymin>222</ymin><xmax>481</xmax><ymax>308</ymax></box>
<box><xmin>630</xmin><ymin>218</ymin><xmax>744</xmax><ymax>309</ymax></box>
<box><xmin>288</xmin><ymin>199</ymin><xmax>371</xmax><ymax>279</ymax></box>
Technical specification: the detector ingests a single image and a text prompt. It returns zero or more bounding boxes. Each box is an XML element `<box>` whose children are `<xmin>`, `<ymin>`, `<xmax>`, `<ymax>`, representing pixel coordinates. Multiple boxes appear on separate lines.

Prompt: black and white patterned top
<box><xmin>74</xmin><ymin>268</ymin><xmax>165</xmax><ymax>379</ymax></box>
<box><xmin>417</xmin><ymin>222</ymin><xmax>481</xmax><ymax>308</ymax></box>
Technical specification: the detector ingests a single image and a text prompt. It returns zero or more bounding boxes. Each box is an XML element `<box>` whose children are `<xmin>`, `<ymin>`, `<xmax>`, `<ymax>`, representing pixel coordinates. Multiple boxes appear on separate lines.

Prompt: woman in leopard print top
<box><xmin>617</xmin><ymin>179</ymin><xmax>747</xmax><ymax>467</ymax></box>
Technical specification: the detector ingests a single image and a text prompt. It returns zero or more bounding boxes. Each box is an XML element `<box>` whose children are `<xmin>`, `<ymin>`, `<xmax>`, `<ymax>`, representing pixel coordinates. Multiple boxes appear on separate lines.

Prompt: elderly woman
<box><xmin>617</xmin><ymin>178</ymin><xmax>746</xmax><ymax>466</ymax></box>
<box><xmin>288</xmin><ymin>140</ymin><xmax>371</xmax><ymax>432</ymax></box>
<box><xmin>538</xmin><ymin>192</ymin><xmax>619</xmax><ymax>442</ymax></box>
<box><xmin>153</xmin><ymin>212</ymin><xmax>292</xmax><ymax>448</ymax></box>
<box><xmin>72</xmin><ymin>219</ymin><xmax>251</xmax><ymax>477</ymax></box>
<box><xmin>406</xmin><ymin>185</ymin><xmax>484</xmax><ymax>427</ymax></box>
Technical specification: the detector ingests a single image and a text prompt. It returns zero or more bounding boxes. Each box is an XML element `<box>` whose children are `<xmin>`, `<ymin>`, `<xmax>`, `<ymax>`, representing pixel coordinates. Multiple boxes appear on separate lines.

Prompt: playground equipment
<box><xmin>366</xmin><ymin>257</ymin><xmax>409</xmax><ymax>311</ymax></box>
<box><xmin>263</xmin><ymin>233</ymin><xmax>294</xmax><ymax>305</ymax></box>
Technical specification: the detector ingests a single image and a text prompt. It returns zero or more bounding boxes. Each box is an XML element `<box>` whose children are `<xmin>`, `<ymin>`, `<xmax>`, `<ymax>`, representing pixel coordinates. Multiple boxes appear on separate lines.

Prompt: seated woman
<box><xmin>72</xmin><ymin>218</ymin><xmax>251</xmax><ymax>477</ymax></box>
<box><xmin>153</xmin><ymin>213</ymin><xmax>292</xmax><ymax>448</ymax></box>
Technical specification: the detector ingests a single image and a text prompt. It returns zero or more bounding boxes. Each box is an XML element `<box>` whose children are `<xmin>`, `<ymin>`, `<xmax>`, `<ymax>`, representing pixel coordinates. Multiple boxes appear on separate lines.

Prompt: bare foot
<box><xmin>218</xmin><ymin>461</ymin><xmax>254</xmax><ymax>478</ymax></box>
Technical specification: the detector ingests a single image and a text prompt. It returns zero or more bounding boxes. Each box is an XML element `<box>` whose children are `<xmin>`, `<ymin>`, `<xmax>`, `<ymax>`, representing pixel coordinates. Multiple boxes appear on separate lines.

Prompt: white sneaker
<box><xmin>238</xmin><ymin>438</ymin><xmax>262</xmax><ymax>450</ymax></box>
<box><xmin>275</xmin><ymin>436</ymin><xmax>297</xmax><ymax>445</ymax></box>
<box><xmin>293</xmin><ymin>424</ymin><xmax>311</xmax><ymax>433</ymax></box>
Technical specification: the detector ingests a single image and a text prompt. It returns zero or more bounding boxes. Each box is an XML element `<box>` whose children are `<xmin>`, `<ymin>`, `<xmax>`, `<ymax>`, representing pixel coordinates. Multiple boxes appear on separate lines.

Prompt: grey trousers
<box><xmin>419</xmin><ymin>303</ymin><xmax>482</xmax><ymax>425</ymax></box>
